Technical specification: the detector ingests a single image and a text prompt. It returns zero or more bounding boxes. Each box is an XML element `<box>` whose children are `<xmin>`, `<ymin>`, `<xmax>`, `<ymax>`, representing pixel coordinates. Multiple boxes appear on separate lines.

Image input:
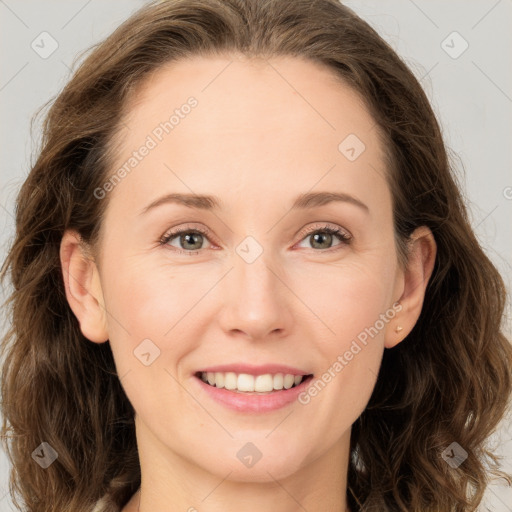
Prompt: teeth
<box><xmin>283</xmin><ymin>374</ymin><xmax>295</xmax><ymax>389</ymax></box>
<box><xmin>224</xmin><ymin>372</ymin><xmax>237</xmax><ymax>390</ymax></box>
<box><xmin>273</xmin><ymin>373</ymin><xmax>284</xmax><ymax>390</ymax></box>
<box><xmin>238</xmin><ymin>373</ymin><xmax>255</xmax><ymax>392</ymax></box>
<box><xmin>215</xmin><ymin>372</ymin><xmax>225</xmax><ymax>389</ymax></box>
<box><xmin>199</xmin><ymin>371</ymin><xmax>307</xmax><ymax>393</ymax></box>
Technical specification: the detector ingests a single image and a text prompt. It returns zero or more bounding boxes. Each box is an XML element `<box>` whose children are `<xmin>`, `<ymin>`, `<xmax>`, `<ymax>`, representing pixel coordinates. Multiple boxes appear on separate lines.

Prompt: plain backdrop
<box><xmin>0</xmin><ymin>1</ymin><xmax>511</xmax><ymax>510</ymax></box>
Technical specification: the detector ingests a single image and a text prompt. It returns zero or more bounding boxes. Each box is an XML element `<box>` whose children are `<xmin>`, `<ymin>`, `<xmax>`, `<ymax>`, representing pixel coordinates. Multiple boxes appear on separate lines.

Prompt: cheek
<box><xmin>103</xmin><ymin>255</ymin><xmax>201</xmax><ymax>339</ymax></box>
<box><xmin>291</xmin><ymin>254</ymin><xmax>396</xmax><ymax>345</ymax></box>
<box><xmin>100</xmin><ymin>261</ymin><xmax>199</xmax><ymax>421</ymax></box>
<box><xmin>298</xmin><ymin>337</ymin><xmax>383</xmax><ymax>448</ymax></box>
<box><xmin>98</xmin><ymin>257</ymin><xmax>192</xmax><ymax>381</ymax></box>
<box><xmin>100</xmin><ymin>256</ymin><xmax>233</xmax><ymax>405</ymax></box>
<box><xmin>292</xmin><ymin>258</ymin><xmax>394</xmax><ymax>421</ymax></box>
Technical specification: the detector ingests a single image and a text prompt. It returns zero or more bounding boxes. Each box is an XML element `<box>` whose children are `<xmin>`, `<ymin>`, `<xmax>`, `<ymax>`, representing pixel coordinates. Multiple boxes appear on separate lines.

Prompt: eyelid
<box><xmin>160</xmin><ymin>223</ymin><xmax>213</xmax><ymax>245</ymax></box>
<box><xmin>298</xmin><ymin>222</ymin><xmax>352</xmax><ymax>240</ymax></box>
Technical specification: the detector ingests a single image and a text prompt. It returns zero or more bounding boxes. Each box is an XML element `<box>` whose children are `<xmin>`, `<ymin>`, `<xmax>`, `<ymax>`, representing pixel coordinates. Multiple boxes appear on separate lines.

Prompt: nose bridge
<box><xmin>217</xmin><ymin>234</ymin><xmax>290</xmax><ymax>338</ymax></box>
<box><xmin>233</xmin><ymin>235</ymin><xmax>277</xmax><ymax>301</ymax></box>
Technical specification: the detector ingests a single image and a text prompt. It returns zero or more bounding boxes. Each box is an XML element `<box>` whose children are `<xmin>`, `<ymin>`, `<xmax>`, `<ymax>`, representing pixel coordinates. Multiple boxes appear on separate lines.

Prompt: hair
<box><xmin>1</xmin><ymin>0</ymin><xmax>511</xmax><ymax>511</ymax></box>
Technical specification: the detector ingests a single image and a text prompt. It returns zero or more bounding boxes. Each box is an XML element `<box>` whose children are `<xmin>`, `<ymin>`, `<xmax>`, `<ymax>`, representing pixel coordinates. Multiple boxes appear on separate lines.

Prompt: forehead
<box><xmin>123</xmin><ymin>53</ymin><xmax>376</xmax><ymax>135</ymax></box>
<box><xmin>105</xmin><ymin>54</ymin><xmax>389</xmax><ymax>218</ymax></box>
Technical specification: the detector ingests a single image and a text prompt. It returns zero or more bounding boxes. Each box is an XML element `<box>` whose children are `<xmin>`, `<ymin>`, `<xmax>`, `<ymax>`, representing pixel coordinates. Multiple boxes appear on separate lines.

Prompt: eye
<box><xmin>295</xmin><ymin>223</ymin><xmax>352</xmax><ymax>251</ymax></box>
<box><xmin>159</xmin><ymin>222</ymin><xmax>352</xmax><ymax>256</ymax></box>
<box><xmin>159</xmin><ymin>224</ymin><xmax>214</xmax><ymax>255</ymax></box>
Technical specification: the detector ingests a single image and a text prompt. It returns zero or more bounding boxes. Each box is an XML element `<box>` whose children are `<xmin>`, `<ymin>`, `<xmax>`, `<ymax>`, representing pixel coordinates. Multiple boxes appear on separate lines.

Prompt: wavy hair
<box><xmin>1</xmin><ymin>0</ymin><xmax>511</xmax><ymax>511</ymax></box>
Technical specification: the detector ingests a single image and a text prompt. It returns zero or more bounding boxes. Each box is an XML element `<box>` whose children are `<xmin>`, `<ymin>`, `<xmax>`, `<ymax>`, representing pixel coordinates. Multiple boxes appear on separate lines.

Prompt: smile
<box><xmin>193</xmin><ymin>370</ymin><xmax>314</xmax><ymax>413</ymax></box>
<box><xmin>197</xmin><ymin>371</ymin><xmax>312</xmax><ymax>393</ymax></box>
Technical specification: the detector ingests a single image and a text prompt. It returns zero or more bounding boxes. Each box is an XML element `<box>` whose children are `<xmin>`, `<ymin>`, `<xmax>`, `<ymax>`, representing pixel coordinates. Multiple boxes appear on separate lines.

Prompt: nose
<box><xmin>216</xmin><ymin>248</ymin><xmax>294</xmax><ymax>341</ymax></box>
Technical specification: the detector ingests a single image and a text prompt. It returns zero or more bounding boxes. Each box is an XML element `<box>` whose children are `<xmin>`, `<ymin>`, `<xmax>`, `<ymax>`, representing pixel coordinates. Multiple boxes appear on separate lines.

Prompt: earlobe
<box><xmin>385</xmin><ymin>322</ymin><xmax>404</xmax><ymax>349</ymax></box>
<box><xmin>60</xmin><ymin>230</ymin><xmax>109</xmax><ymax>343</ymax></box>
<box><xmin>385</xmin><ymin>226</ymin><xmax>437</xmax><ymax>349</ymax></box>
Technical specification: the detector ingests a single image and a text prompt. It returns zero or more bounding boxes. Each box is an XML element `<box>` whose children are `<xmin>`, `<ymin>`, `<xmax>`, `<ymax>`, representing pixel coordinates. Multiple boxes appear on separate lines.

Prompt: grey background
<box><xmin>1</xmin><ymin>0</ymin><xmax>511</xmax><ymax>510</ymax></box>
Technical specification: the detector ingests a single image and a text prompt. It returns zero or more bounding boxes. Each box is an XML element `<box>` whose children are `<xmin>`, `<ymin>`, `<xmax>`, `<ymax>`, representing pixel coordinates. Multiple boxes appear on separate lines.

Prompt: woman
<box><xmin>1</xmin><ymin>0</ymin><xmax>511</xmax><ymax>511</ymax></box>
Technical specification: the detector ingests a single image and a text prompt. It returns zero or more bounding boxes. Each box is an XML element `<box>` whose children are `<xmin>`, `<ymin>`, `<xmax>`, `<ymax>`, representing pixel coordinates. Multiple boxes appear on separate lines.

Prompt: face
<box><xmin>63</xmin><ymin>54</ymin><xmax>432</xmax><ymax>484</ymax></box>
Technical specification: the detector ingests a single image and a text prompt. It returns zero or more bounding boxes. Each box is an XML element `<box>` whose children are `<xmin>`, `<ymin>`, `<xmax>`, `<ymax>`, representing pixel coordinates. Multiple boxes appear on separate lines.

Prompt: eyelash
<box><xmin>159</xmin><ymin>223</ymin><xmax>352</xmax><ymax>256</ymax></box>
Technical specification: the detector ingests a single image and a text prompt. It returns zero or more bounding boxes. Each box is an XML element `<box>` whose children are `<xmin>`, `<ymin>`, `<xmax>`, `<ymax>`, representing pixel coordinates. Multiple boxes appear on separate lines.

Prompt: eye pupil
<box><xmin>181</xmin><ymin>232</ymin><xmax>203</xmax><ymax>250</ymax></box>
<box><xmin>311</xmin><ymin>232</ymin><xmax>333</xmax><ymax>249</ymax></box>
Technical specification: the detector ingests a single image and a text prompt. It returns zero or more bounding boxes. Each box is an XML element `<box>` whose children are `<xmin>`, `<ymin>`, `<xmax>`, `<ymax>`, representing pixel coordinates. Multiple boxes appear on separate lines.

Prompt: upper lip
<box><xmin>195</xmin><ymin>364</ymin><xmax>312</xmax><ymax>376</ymax></box>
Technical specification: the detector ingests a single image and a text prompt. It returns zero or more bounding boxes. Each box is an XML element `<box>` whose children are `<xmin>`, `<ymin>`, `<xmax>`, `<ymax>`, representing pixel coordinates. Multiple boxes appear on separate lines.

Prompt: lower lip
<box><xmin>193</xmin><ymin>374</ymin><xmax>314</xmax><ymax>413</ymax></box>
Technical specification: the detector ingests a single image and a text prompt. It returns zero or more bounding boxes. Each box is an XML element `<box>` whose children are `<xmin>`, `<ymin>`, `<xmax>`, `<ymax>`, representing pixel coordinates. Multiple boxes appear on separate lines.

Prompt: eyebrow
<box><xmin>139</xmin><ymin>191</ymin><xmax>369</xmax><ymax>215</ymax></box>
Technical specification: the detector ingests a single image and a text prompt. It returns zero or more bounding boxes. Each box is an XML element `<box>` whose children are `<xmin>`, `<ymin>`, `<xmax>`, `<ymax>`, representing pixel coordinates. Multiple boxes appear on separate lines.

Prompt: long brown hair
<box><xmin>1</xmin><ymin>1</ymin><xmax>511</xmax><ymax>511</ymax></box>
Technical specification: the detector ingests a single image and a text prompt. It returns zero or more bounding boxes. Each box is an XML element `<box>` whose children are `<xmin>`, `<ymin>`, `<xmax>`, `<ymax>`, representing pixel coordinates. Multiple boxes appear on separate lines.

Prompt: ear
<box><xmin>385</xmin><ymin>226</ymin><xmax>437</xmax><ymax>349</ymax></box>
<box><xmin>60</xmin><ymin>229</ymin><xmax>109</xmax><ymax>343</ymax></box>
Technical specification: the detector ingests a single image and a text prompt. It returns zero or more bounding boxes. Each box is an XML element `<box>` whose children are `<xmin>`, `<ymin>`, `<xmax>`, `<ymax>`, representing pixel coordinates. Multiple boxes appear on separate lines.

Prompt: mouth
<box><xmin>194</xmin><ymin>371</ymin><xmax>314</xmax><ymax>394</ymax></box>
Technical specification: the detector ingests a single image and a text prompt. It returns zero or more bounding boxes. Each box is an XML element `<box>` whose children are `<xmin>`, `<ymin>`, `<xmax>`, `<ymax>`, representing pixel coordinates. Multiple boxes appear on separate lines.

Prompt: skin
<box><xmin>60</xmin><ymin>54</ymin><xmax>436</xmax><ymax>512</ymax></box>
